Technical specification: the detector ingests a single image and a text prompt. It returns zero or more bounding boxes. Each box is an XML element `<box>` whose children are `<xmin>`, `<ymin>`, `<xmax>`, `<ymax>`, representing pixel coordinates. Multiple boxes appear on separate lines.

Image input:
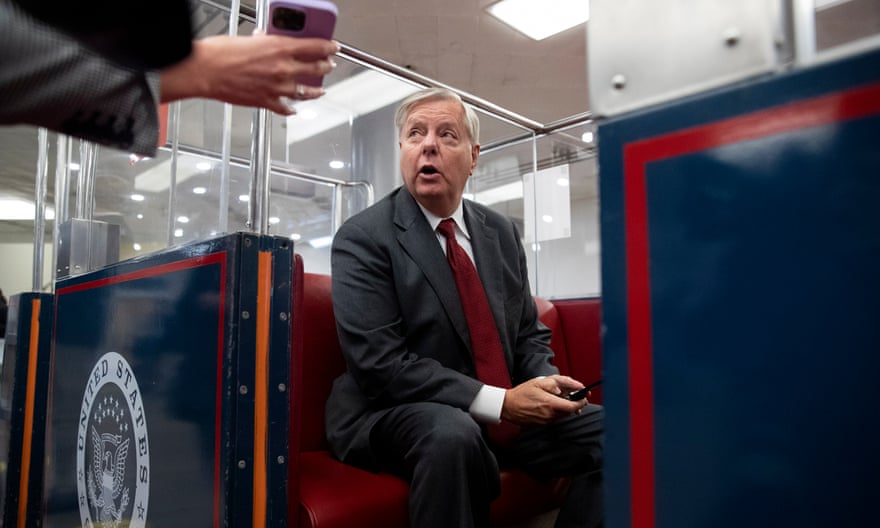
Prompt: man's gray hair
<box><xmin>394</xmin><ymin>88</ymin><xmax>480</xmax><ymax>146</ymax></box>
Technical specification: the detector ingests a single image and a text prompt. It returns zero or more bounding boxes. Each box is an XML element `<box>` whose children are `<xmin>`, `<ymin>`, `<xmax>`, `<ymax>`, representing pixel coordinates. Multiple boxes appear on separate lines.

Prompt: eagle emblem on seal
<box><xmin>87</xmin><ymin>427</ymin><xmax>131</xmax><ymax>526</ymax></box>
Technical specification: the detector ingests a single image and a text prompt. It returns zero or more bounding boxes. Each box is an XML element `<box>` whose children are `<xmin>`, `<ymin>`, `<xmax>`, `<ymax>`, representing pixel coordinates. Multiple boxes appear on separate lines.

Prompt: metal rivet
<box><xmin>242</xmin><ymin>311</ymin><xmax>250</xmax><ymax>319</ymax></box>
<box><xmin>279</xmin><ymin>312</ymin><xmax>288</xmax><ymax>321</ymax></box>
<box><xmin>723</xmin><ymin>27</ymin><xmax>741</xmax><ymax>47</ymax></box>
<box><xmin>238</xmin><ymin>460</ymin><xmax>247</xmax><ymax>469</ymax></box>
<box><xmin>612</xmin><ymin>74</ymin><xmax>626</xmax><ymax>90</ymax></box>
<box><xmin>277</xmin><ymin>456</ymin><xmax>286</xmax><ymax>464</ymax></box>
<box><xmin>239</xmin><ymin>385</ymin><xmax>249</xmax><ymax>395</ymax></box>
<box><xmin>278</xmin><ymin>383</ymin><xmax>287</xmax><ymax>392</ymax></box>
<box><xmin>244</xmin><ymin>238</ymin><xmax>252</xmax><ymax>247</ymax></box>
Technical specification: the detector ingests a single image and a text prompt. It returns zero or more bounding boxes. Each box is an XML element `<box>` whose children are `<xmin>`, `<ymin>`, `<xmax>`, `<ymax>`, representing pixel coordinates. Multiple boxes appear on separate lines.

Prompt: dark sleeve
<box><xmin>0</xmin><ymin>2</ymin><xmax>161</xmax><ymax>155</ymax></box>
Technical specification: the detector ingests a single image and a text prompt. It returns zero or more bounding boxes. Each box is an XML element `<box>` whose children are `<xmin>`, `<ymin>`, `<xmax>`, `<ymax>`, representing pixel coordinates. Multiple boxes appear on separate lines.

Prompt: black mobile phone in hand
<box><xmin>267</xmin><ymin>0</ymin><xmax>338</xmax><ymax>87</ymax></box>
<box><xmin>564</xmin><ymin>379</ymin><xmax>602</xmax><ymax>401</ymax></box>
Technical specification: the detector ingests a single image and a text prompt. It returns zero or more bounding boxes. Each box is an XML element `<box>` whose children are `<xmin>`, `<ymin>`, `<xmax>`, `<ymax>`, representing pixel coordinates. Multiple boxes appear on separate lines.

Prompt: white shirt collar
<box><xmin>418</xmin><ymin>201</ymin><xmax>470</xmax><ymax>240</ymax></box>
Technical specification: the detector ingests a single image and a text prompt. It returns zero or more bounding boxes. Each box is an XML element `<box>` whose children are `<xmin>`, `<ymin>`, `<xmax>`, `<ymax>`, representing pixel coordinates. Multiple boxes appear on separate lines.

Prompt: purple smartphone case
<box><xmin>267</xmin><ymin>0</ymin><xmax>338</xmax><ymax>86</ymax></box>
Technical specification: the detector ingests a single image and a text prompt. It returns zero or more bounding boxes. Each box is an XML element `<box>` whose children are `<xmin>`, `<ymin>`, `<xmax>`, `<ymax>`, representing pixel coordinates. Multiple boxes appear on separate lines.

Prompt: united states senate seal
<box><xmin>76</xmin><ymin>352</ymin><xmax>150</xmax><ymax>528</ymax></box>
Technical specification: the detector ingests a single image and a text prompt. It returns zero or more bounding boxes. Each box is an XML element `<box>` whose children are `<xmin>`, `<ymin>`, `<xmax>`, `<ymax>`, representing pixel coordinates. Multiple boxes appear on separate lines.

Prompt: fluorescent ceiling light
<box><xmin>0</xmin><ymin>198</ymin><xmax>55</xmax><ymax>220</ymax></box>
<box><xmin>487</xmin><ymin>0</ymin><xmax>589</xmax><ymax>41</ymax></box>
<box><xmin>473</xmin><ymin>181</ymin><xmax>523</xmax><ymax>206</ymax></box>
<box><xmin>308</xmin><ymin>235</ymin><xmax>333</xmax><ymax>248</ymax></box>
<box><xmin>286</xmin><ymin>70</ymin><xmax>421</xmax><ymax>144</ymax></box>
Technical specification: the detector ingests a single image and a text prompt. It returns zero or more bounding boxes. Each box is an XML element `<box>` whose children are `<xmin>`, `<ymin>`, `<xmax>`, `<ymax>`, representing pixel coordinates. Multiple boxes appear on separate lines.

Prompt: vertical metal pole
<box><xmin>167</xmin><ymin>102</ymin><xmax>182</xmax><ymax>246</ymax></box>
<box><xmin>219</xmin><ymin>0</ymin><xmax>243</xmax><ymax>234</ymax></box>
<box><xmin>249</xmin><ymin>0</ymin><xmax>272</xmax><ymax>235</ymax></box>
<box><xmin>78</xmin><ymin>141</ymin><xmax>98</xmax><ymax>271</ymax></box>
<box><xmin>530</xmin><ymin>131</ymin><xmax>539</xmax><ymax>294</ymax></box>
<box><xmin>791</xmin><ymin>0</ymin><xmax>817</xmax><ymax>65</ymax></box>
<box><xmin>32</xmin><ymin>129</ymin><xmax>49</xmax><ymax>292</ymax></box>
<box><xmin>52</xmin><ymin>136</ymin><xmax>71</xmax><ymax>286</ymax></box>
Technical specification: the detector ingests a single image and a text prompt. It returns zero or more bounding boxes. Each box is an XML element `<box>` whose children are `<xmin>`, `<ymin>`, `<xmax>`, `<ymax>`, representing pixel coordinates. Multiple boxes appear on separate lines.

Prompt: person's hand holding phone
<box><xmin>267</xmin><ymin>0</ymin><xmax>338</xmax><ymax>87</ymax></box>
<box><xmin>160</xmin><ymin>32</ymin><xmax>338</xmax><ymax>116</ymax></box>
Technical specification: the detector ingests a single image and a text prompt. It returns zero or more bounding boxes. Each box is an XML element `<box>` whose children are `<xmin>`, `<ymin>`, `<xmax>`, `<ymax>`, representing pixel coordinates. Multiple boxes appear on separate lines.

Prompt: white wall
<box><xmin>0</xmin><ymin>239</ymin><xmax>54</xmax><ymax>296</ymax></box>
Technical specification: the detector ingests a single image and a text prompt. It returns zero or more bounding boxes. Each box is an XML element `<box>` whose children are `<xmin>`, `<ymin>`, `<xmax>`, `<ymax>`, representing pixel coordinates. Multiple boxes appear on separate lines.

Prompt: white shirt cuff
<box><xmin>468</xmin><ymin>384</ymin><xmax>506</xmax><ymax>424</ymax></box>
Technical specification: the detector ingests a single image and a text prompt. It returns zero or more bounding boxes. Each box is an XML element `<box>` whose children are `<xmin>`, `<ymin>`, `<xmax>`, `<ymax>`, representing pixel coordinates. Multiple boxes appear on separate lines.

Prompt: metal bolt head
<box><xmin>238</xmin><ymin>460</ymin><xmax>246</xmax><ymax>469</ymax></box>
<box><xmin>277</xmin><ymin>456</ymin><xmax>286</xmax><ymax>464</ymax></box>
<box><xmin>278</xmin><ymin>383</ymin><xmax>287</xmax><ymax>392</ymax></box>
<box><xmin>612</xmin><ymin>74</ymin><xmax>626</xmax><ymax>90</ymax></box>
<box><xmin>723</xmin><ymin>27</ymin><xmax>741</xmax><ymax>47</ymax></box>
<box><xmin>242</xmin><ymin>310</ymin><xmax>250</xmax><ymax>319</ymax></box>
<box><xmin>239</xmin><ymin>385</ymin><xmax>249</xmax><ymax>395</ymax></box>
<box><xmin>279</xmin><ymin>312</ymin><xmax>288</xmax><ymax>321</ymax></box>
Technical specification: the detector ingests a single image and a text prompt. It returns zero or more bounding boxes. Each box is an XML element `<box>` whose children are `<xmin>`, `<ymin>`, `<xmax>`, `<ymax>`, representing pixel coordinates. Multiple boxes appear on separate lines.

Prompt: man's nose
<box><xmin>421</xmin><ymin>131</ymin><xmax>439</xmax><ymax>154</ymax></box>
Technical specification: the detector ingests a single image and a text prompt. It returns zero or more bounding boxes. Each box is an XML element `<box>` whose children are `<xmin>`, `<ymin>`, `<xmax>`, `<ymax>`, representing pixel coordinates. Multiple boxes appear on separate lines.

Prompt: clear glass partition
<box><xmin>12</xmin><ymin>1</ymin><xmax>877</xmax><ymax>298</ymax></box>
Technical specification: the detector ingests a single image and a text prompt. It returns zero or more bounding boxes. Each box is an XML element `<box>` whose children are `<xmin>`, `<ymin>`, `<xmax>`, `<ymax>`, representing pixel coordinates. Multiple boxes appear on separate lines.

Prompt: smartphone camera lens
<box><xmin>273</xmin><ymin>7</ymin><xmax>306</xmax><ymax>31</ymax></box>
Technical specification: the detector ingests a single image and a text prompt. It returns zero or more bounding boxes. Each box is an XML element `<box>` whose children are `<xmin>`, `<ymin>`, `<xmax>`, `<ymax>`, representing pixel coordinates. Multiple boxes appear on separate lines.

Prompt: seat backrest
<box><xmin>293</xmin><ymin>270</ymin><xmax>346</xmax><ymax>452</ymax></box>
<box><xmin>534</xmin><ymin>296</ymin><xmax>571</xmax><ymax>376</ymax></box>
<box><xmin>552</xmin><ymin>298</ymin><xmax>603</xmax><ymax>403</ymax></box>
<box><xmin>290</xmin><ymin>269</ymin><xmax>602</xmax><ymax>457</ymax></box>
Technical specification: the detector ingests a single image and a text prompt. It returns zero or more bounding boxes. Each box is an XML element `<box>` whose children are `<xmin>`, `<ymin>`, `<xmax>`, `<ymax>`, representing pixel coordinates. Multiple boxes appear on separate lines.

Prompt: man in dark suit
<box><xmin>326</xmin><ymin>88</ymin><xmax>603</xmax><ymax>528</ymax></box>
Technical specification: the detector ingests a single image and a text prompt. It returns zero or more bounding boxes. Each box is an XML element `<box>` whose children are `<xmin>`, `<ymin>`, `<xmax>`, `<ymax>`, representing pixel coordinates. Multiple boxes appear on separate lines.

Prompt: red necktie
<box><xmin>437</xmin><ymin>218</ymin><xmax>519</xmax><ymax>445</ymax></box>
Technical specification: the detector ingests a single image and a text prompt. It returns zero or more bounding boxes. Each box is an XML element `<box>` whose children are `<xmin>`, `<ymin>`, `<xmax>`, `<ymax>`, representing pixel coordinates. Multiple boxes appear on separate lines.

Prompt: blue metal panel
<box><xmin>0</xmin><ymin>292</ymin><xmax>54</xmax><ymax>527</ymax></box>
<box><xmin>598</xmin><ymin>48</ymin><xmax>880</xmax><ymax>528</ymax></box>
<box><xmin>43</xmin><ymin>233</ymin><xmax>293</xmax><ymax>527</ymax></box>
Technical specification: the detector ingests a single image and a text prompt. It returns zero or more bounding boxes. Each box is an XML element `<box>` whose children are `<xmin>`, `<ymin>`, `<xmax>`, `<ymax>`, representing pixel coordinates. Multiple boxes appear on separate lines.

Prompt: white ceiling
<box><xmin>318</xmin><ymin>0</ymin><xmax>589</xmax><ymax>124</ymax></box>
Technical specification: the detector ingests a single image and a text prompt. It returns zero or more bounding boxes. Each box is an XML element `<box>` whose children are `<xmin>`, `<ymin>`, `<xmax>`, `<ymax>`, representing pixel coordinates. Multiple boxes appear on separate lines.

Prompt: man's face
<box><xmin>399</xmin><ymin>99</ymin><xmax>480</xmax><ymax>218</ymax></box>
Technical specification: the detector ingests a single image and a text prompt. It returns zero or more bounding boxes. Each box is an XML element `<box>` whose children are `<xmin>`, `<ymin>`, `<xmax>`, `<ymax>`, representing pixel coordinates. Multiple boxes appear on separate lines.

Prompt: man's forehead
<box><xmin>406</xmin><ymin>100</ymin><xmax>465</xmax><ymax>124</ymax></box>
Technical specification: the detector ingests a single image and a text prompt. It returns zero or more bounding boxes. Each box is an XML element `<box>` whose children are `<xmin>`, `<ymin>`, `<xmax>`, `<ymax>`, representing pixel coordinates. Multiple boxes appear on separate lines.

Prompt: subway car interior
<box><xmin>0</xmin><ymin>0</ymin><xmax>878</xmax><ymax>527</ymax></box>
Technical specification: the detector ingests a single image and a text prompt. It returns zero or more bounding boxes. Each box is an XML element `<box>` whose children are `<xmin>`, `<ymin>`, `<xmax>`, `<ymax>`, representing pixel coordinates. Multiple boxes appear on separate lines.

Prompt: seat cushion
<box><xmin>298</xmin><ymin>451</ymin><xmax>569</xmax><ymax>528</ymax></box>
<box><xmin>298</xmin><ymin>451</ymin><xmax>409</xmax><ymax>528</ymax></box>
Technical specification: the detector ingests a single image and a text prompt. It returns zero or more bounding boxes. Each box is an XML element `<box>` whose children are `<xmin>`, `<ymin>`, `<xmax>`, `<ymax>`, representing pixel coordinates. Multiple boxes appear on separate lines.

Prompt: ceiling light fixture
<box><xmin>0</xmin><ymin>198</ymin><xmax>55</xmax><ymax>221</ymax></box>
<box><xmin>308</xmin><ymin>235</ymin><xmax>333</xmax><ymax>249</ymax></box>
<box><xmin>193</xmin><ymin>186</ymin><xmax>207</xmax><ymax>195</ymax></box>
<box><xmin>329</xmin><ymin>160</ymin><xmax>345</xmax><ymax>169</ymax></box>
<box><xmin>487</xmin><ymin>0</ymin><xmax>589</xmax><ymax>41</ymax></box>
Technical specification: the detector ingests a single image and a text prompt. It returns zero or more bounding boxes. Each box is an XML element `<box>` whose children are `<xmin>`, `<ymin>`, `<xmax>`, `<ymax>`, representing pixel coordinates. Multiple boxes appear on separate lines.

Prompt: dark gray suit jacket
<box><xmin>326</xmin><ymin>186</ymin><xmax>558</xmax><ymax>467</ymax></box>
<box><xmin>0</xmin><ymin>2</ymin><xmax>160</xmax><ymax>155</ymax></box>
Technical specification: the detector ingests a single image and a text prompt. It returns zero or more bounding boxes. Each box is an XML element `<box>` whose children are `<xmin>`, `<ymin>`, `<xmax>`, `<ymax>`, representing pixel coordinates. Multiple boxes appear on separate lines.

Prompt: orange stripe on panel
<box><xmin>253</xmin><ymin>252</ymin><xmax>272</xmax><ymax>528</ymax></box>
<box><xmin>17</xmin><ymin>298</ymin><xmax>41</xmax><ymax>528</ymax></box>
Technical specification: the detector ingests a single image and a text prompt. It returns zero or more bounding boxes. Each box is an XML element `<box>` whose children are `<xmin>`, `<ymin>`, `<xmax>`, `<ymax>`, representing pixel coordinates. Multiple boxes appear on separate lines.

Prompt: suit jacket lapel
<box><xmin>463</xmin><ymin>201</ymin><xmax>506</xmax><ymax>342</ymax></box>
<box><xmin>393</xmin><ymin>189</ymin><xmax>472</xmax><ymax>348</ymax></box>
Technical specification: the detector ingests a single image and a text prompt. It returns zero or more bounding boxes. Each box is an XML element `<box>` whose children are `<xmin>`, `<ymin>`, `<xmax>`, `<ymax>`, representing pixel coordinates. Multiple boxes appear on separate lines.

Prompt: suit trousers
<box><xmin>371</xmin><ymin>401</ymin><xmax>604</xmax><ymax>528</ymax></box>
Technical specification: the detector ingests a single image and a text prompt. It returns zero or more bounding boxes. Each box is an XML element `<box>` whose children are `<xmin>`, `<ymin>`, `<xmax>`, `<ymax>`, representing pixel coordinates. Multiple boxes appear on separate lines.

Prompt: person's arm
<box><xmin>0</xmin><ymin>2</ymin><xmax>160</xmax><ymax>154</ymax></box>
<box><xmin>159</xmin><ymin>34</ymin><xmax>339</xmax><ymax>115</ymax></box>
<box><xmin>1</xmin><ymin>3</ymin><xmax>338</xmax><ymax>154</ymax></box>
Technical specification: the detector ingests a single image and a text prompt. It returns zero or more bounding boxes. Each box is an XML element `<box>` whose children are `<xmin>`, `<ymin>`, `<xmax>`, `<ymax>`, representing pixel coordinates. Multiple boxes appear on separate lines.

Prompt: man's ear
<box><xmin>470</xmin><ymin>144</ymin><xmax>481</xmax><ymax>172</ymax></box>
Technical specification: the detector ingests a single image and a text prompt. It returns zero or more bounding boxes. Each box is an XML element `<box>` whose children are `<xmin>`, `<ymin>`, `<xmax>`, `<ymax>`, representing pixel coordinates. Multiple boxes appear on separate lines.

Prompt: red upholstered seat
<box><xmin>289</xmin><ymin>256</ymin><xmax>601</xmax><ymax>527</ymax></box>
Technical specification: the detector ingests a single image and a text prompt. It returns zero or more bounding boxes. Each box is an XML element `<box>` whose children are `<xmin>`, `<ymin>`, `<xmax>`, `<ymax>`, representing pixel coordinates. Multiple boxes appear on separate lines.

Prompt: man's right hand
<box><xmin>500</xmin><ymin>375</ymin><xmax>588</xmax><ymax>426</ymax></box>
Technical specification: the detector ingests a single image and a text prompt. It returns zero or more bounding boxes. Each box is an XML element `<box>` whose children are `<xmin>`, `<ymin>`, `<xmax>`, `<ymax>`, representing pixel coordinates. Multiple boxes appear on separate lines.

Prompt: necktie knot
<box><xmin>437</xmin><ymin>218</ymin><xmax>456</xmax><ymax>240</ymax></box>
